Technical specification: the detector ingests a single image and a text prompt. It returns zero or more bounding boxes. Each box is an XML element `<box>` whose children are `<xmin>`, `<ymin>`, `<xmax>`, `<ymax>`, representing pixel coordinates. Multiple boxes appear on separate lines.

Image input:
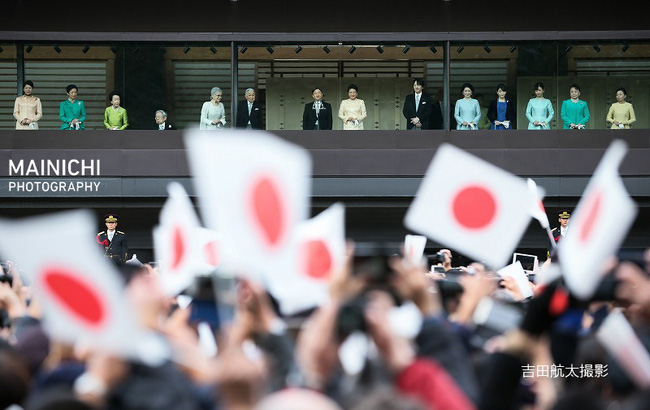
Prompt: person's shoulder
<box><xmin>116</xmin><ymin>231</ymin><xmax>126</xmax><ymax>235</ymax></box>
<box><xmin>550</xmin><ymin>227</ymin><xmax>557</xmax><ymax>233</ymax></box>
<box><xmin>97</xmin><ymin>231</ymin><xmax>105</xmax><ymax>236</ymax></box>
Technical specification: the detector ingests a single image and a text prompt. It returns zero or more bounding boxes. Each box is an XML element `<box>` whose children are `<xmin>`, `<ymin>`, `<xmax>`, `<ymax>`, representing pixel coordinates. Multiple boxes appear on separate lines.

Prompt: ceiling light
<box><xmin>621</xmin><ymin>43</ymin><xmax>629</xmax><ymax>52</ymax></box>
<box><xmin>348</xmin><ymin>45</ymin><xmax>356</xmax><ymax>54</ymax></box>
<box><xmin>183</xmin><ymin>45</ymin><xmax>191</xmax><ymax>54</ymax></box>
<box><xmin>509</xmin><ymin>45</ymin><xmax>517</xmax><ymax>53</ymax></box>
<box><xmin>110</xmin><ymin>44</ymin><xmax>117</xmax><ymax>54</ymax></box>
<box><xmin>429</xmin><ymin>45</ymin><xmax>437</xmax><ymax>53</ymax></box>
<box><xmin>25</xmin><ymin>45</ymin><xmax>33</xmax><ymax>53</ymax></box>
<box><xmin>564</xmin><ymin>44</ymin><xmax>572</xmax><ymax>53</ymax></box>
<box><xmin>376</xmin><ymin>45</ymin><xmax>384</xmax><ymax>54</ymax></box>
<box><xmin>54</xmin><ymin>45</ymin><xmax>62</xmax><ymax>53</ymax></box>
<box><xmin>323</xmin><ymin>45</ymin><xmax>331</xmax><ymax>54</ymax></box>
<box><xmin>294</xmin><ymin>45</ymin><xmax>302</xmax><ymax>54</ymax></box>
<box><xmin>240</xmin><ymin>46</ymin><xmax>248</xmax><ymax>54</ymax></box>
<box><xmin>266</xmin><ymin>46</ymin><xmax>274</xmax><ymax>54</ymax></box>
<box><xmin>593</xmin><ymin>43</ymin><xmax>601</xmax><ymax>53</ymax></box>
<box><xmin>82</xmin><ymin>45</ymin><xmax>90</xmax><ymax>53</ymax></box>
<box><xmin>483</xmin><ymin>44</ymin><xmax>491</xmax><ymax>53</ymax></box>
<box><xmin>160</xmin><ymin>46</ymin><xmax>167</xmax><ymax>54</ymax></box>
<box><xmin>402</xmin><ymin>45</ymin><xmax>410</xmax><ymax>54</ymax></box>
<box><xmin>456</xmin><ymin>45</ymin><xmax>464</xmax><ymax>53</ymax></box>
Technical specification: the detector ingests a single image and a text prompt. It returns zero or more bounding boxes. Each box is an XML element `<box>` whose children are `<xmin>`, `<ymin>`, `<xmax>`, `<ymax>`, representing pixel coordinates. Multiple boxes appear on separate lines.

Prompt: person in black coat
<box><xmin>302</xmin><ymin>87</ymin><xmax>332</xmax><ymax>130</ymax></box>
<box><xmin>235</xmin><ymin>88</ymin><xmax>263</xmax><ymax>129</ymax></box>
<box><xmin>96</xmin><ymin>214</ymin><xmax>129</xmax><ymax>262</ymax></box>
<box><xmin>154</xmin><ymin>110</ymin><xmax>176</xmax><ymax>130</ymax></box>
<box><xmin>403</xmin><ymin>78</ymin><xmax>434</xmax><ymax>130</ymax></box>
<box><xmin>487</xmin><ymin>83</ymin><xmax>516</xmax><ymax>130</ymax></box>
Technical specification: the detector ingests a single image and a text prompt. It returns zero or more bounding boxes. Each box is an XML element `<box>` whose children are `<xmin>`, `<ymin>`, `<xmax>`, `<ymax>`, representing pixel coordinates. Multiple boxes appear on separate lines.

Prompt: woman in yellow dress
<box><xmin>13</xmin><ymin>80</ymin><xmax>42</xmax><ymax>130</ymax></box>
<box><xmin>606</xmin><ymin>87</ymin><xmax>636</xmax><ymax>129</ymax></box>
<box><xmin>338</xmin><ymin>84</ymin><xmax>367</xmax><ymax>130</ymax></box>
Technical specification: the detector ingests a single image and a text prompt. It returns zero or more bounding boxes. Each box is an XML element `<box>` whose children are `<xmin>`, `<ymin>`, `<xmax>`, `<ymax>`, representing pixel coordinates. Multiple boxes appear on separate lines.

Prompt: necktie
<box><xmin>415</xmin><ymin>94</ymin><xmax>420</xmax><ymax>109</ymax></box>
<box><xmin>108</xmin><ymin>232</ymin><xmax>114</xmax><ymax>241</ymax></box>
<box><xmin>248</xmin><ymin>102</ymin><xmax>252</xmax><ymax>115</ymax></box>
<box><xmin>315</xmin><ymin>101</ymin><xmax>321</xmax><ymax>116</ymax></box>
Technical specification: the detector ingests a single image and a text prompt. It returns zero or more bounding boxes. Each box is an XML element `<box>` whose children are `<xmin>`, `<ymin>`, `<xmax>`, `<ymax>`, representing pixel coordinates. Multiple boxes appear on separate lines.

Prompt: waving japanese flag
<box><xmin>405</xmin><ymin>234</ymin><xmax>427</xmax><ymax>265</ymax></box>
<box><xmin>404</xmin><ymin>143</ymin><xmax>534</xmax><ymax>269</ymax></box>
<box><xmin>560</xmin><ymin>140</ymin><xmax>637</xmax><ymax>300</ymax></box>
<box><xmin>0</xmin><ymin>210</ymin><xmax>145</xmax><ymax>358</ymax></box>
<box><xmin>153</xmin><ymin>182</ymin><xmax>205</xmax><ymax>295</ymax></box>
<box><xmin>185</xmin><ymin>130</ymin><xmax>312</xmax><ymax>281</ymax></box>
<box><xmin>527</xmin><ymin>178</ymin><xmax>550</xmax><ymax>229</ymax></box>
<box><xmin>272</xmin><ymin>203</ymin><xmax>346</xmax><ymax>315</ymax></box>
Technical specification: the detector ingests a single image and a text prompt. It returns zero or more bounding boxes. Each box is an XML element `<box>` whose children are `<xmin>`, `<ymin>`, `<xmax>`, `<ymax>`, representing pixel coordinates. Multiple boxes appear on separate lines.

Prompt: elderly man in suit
<box><xmin>302</xmin><ymin>87</ymin><xmax>333</xmax><ymax>130</ymax></box>
<box><xmin>154</xmin><ymin>110</ymin><xmax>176</xmax><ymax>130</ymax></box>
<box><xmin>403</xmin><ymin>78</ymin><xmax>433</xmax><ymax>130</ymax></box>
<box><xmin>236</xmin><ymin>88</ymin><xmax>263</xmax><ymax>129</ymax></box>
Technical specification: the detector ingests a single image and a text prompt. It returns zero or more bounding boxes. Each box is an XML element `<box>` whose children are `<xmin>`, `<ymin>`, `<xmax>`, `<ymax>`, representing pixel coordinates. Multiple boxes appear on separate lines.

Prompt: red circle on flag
<box><xmin>42</xmin><ymin>268</ymin><xmax>105</xmax><ymax>327</ymax></box>
<box><xmin>171</xmin><ymin>225</ymin><xmax>186</xmax><ymax>271</ymax></box>
<box><xmin>302</xmin><ymin>239</ymin><xmax>333</xmax><ymax>280</ymax></box>
<box><xmin>249</xmin><ymin>176</ymin><xmax>285</xmax><ymax>248</ymax></box>
<box><xmin>451</xmin><ymin>185</ymin><xmax>497</xmax><ymax>229</ymax></box>
<box><xmin>204</xmin><ymin>241</ymin><xmax>220</xmax><ymax>267</ymax></box>
<box><xmin>579</xmin><ymin>189</ymin><xmax>603</xmax><ymax>244</ymax></box>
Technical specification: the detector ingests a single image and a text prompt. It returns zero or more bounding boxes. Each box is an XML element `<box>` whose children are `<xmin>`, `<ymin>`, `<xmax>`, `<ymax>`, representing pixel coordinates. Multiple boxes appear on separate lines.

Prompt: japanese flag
<box><xmin>559</xmin><ymin>140</ymin><xmax>637</xmax><ymax>300</ymax></box>
<box><xmin>272</xmin><ymin>203</ymin><xmax>346</xmax><ymax>315</ymax></box>
<box><xmin>404</xmin><ymin>143</ymin><xmax>534</xmax><ymax>269</ymax></box>
<box><xmin>404</xmin><ymin>234</ymin><xmax>427</xmax><ymax>265</ymax></box>
<box><xmin>185</xmin><ymin>130</ymin><xmax>312</xmax><ymax>280</ymax></box>
<box><xmin>597</xmin><ymin>310</ymin><xmax>650</xmax><ymax>388</ymax></box>
<box><xmin>527</xmin><ymin>178</ymin><xmax>550</xmax><ymax>229</ymax></box>
<box><xmin>0</xmin><ymin>210</ymin><xmax>144</xmax><ymax>357</ymax></box>
<box><xmin>153</xmin><ymin>182</ymin><xmax>204</xmax><ymax>296</ymax></box>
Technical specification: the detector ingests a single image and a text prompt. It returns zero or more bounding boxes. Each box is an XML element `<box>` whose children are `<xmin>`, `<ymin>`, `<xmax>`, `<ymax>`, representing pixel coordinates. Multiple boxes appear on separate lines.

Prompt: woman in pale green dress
<box><xmin>525</xmin><ymin>82</ymin><xmax>554</xmax><ymax>130</ymax></box>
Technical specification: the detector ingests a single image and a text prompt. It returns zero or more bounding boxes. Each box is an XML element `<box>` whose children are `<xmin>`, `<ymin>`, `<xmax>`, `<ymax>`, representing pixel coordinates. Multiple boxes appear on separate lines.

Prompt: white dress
<box><xmin>200</xmin><ymin>101</ymin><xmax>226</xmax><ymax>130</ymax></box>
<box><xmin>338</xmin><ymin>99</ymin><xmax>367</xmax><ymax>130</ymax></box>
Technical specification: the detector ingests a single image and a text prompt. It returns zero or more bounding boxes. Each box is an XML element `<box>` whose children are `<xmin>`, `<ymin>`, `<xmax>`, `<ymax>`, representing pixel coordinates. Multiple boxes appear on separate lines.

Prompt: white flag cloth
<box><xmin>185</xmin><ymin>130</ymin><xmax>312</xmax><ymax>282</ymax></box>
<box><xmin>527</xmin><ymin>178</ymin><xmax>549</xmax><ymax>229</ymax></box>
<box><xmin>404</xmin><ymin>234</ymin><xmax>427</xmax><ymax>265</ymax></box>
<box><xmin>404</xmin><ymin>143</ymin><xmax>534</xmax><ymax>269</ymax></box>
<box><xmin>497</xmin><ymin>261</ymin><xmax>534</xmax><ymax>300</ymax></box>
<box><xmin>597</xmin><ymin>310</ymin><xmax>650</xmax><ymax>388</ymax></box>
<box><xmin>559</xmin><ymin>140</ymin><xmax>637</xmax><ymax>300</ymax></box>
<box><xmin>0</xmin><ymin>210</ymin><xmax>147</xmax><ymax>358</ymax></box>
<box><xmin>154</xmin><ymin>182</ymin><xmax>204</xmax><ymax>296</ymax></box>
<box><xmin>273</xmin><ymin>203</ymin><xmax>346</xmax><ymax>315</ymax></box>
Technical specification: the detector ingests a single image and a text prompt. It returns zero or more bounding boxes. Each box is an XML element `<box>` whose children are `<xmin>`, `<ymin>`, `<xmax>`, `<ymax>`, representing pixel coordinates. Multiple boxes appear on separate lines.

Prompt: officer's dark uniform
<box><xmin>96</xmin><ymin>214</ymin><xmax>128</xmax><ymax>262</ymax></box>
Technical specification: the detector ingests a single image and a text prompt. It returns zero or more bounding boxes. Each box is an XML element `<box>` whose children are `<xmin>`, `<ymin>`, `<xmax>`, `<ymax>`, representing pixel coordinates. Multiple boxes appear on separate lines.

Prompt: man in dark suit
<box><xmin>236</xmin><ymin>88</ymin><xmax>263</xmax><ymax>129</ymax></box>
<box><xmin>302</xmin><ymin>87</ymin><xmax>333</xmax><ymax>130</ymax></box>
<box><xmin>155</xmin><ymin>110</ymin><xmax>176</xmax><ymax>130</ymax></box>
<box><xmin>403</xmin><ymin>78</ymin><xmax>433</xmax><ymax>130</ymax></box>
<box><xmin>96</xmin><ymin>214</ymin><xmax>129</xmax><ymax>262</ymax></box>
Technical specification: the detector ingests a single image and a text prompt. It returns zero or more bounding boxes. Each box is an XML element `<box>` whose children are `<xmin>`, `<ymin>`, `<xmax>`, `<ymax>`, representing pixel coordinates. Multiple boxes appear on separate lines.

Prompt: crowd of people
<box><xmin>2</xmin><ymin>221</ymin><xmax>650</xmax><ymax>409</ymax></box>
<box><xmin>12</xmin><ymin>80</ymin><xmax>637</xmax><ymax>131</ymax></box>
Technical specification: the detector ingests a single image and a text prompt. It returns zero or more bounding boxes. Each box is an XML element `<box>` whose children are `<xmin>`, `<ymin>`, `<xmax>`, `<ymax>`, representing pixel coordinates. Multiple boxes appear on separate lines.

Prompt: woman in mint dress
<box><xmin>60</xmin><ymin>84</ymin><xmax>86</xmax><ymax>130</ymax></box>
<box><xmin>454</xmin><ymin>83</ymin><xmax>481</xmax><ymax>130</ymax></box>
<box><xmin>560</xmin><ymin>84</ymin><xmax>590</xmax><ymax>129</ymax></box>
<box><xmin>526</xmin><ymin>82</ymin><xmax>554</xmax><ymax>130</ymax></box>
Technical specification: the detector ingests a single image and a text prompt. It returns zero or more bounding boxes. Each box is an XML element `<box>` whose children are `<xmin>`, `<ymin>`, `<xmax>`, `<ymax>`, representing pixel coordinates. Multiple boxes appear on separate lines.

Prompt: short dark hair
<box><xmin>23</xmin><ymin>80</ymin><xmax>34</xmax><ymax>89</ymax></box>
<box><xmin>311</xmin><ymin>87</ymin><xmax>323</xmax><ymax>95</ymax></box>
<box><xmin>460</xmin><ymin>83</ymin><xmax>474</xmax><ymax>95</ymax></box>
<box><xmin>109</xmin><ymin>91</ymin><xmax>120</xmax><ymax>102</ymax></box>
<box><xmin>496</xmin><ymin>83</ymin><xmax>507</xmax><ymax>92</ymax></box>
<box><xmin>616</xmin><ymin>87</ymin><xmax>627</xmax><ymax>96</ymax></box>
<box><xmin>347</xmin><ymin>84</ymin><xmax>358</xmax><ymax>93</ymax></box>
<box><xmin>65</xmin><ymin>84</ymin><xmax>78</xmax><ymax>94</ymax></box>
<box><xmin>534</xmin><ymin>82</ymin><xmax>545</xmax><ymax>91</ymax></box>
<box><xmin>570</xmin><ymin>83</ymin><xmax>581</xmax><ymax>92</ymax></box>
<box><xmin>413</xmin><ymin>78</ymin><xmax>426</xmax><ymax>88</ymax></box>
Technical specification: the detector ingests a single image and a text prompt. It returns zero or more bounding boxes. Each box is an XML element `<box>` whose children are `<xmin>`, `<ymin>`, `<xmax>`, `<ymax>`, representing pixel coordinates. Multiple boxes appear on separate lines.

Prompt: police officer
<box><xmin>96</xmin><ymin>214</ymin><xmax>128</xmax><ymax>262</ymax></box>
<box><xmin>552</xmin><ymin>210</ymin><xmax>571</xmax><ymax>244</ymax></box>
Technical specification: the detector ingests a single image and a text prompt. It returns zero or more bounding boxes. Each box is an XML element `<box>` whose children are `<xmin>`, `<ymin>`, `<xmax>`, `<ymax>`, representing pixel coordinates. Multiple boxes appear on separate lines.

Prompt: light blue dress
<box><xmin>454</xmin><ymin>98</ymin><xmax>481</xmax><ymax>130</ymax></box>
<box><xmin>526</xmin><ymin>98</ymin><xmax>554</xmax><ymax>130</ymax></box>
